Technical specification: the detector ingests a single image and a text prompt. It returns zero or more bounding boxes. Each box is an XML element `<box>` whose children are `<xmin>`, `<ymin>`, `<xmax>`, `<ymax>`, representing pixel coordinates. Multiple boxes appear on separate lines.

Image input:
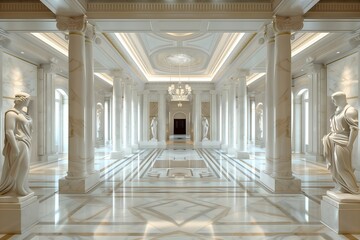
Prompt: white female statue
<box><xmin>0</xmin><ymin>92</ymin><xmax>33</xmax><ymax>196</ymax></box>
<box><xmin>150</xmin><ymin>117</ymin><xmax>158</xmax><ymax>141</ymax></box>
<box><xmin>202</xmin><ymin>117</ymin><xmax>209</xmax><ymax>141</ymax></box>
<box><xmin>323</xmin><ymin>91</ymin><xmax>359</xmax><ymax>194</ymax></box>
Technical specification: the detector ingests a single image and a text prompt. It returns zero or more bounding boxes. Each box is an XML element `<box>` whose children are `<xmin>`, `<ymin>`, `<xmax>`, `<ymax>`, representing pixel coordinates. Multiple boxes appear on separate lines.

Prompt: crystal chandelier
<box><xmin>168</xmin><ymin>81</ymin><xmax>192</xmax><ymax>101</ymax></box>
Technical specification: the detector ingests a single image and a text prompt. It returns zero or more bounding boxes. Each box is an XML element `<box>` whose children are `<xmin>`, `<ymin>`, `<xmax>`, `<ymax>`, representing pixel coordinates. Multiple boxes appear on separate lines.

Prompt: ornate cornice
<box><xmin>56</xmin><ymin>15</ymin><xmax>87</xmax><ymax>32</ymax></box>
<box><xmin>87</xmin><ymin>2</ymin><xmax>271</xmax><ymax>13</ymax></box>
<box><xmin>0</xmin><ymin>3</ymin><xmax>50</xmax><ymax>12</ymax></box>
<box><xmin>273</xmin><ymin>15</ymin><xmax>303</xmax><ymax>33</ymax></box>
<box><xmin>309</xmin><ymin>2</ymin><xmax>360</xmax><ymax>12</ymax></box>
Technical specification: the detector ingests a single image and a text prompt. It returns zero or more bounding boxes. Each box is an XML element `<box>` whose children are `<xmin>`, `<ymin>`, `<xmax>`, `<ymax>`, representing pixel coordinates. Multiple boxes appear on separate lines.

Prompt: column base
<box><xmin>0</xmin><ymin>193</ymin><xmax>39</xmax><ymax>233</ymax></box>
<box><xmin>321</xmin><ymin>192</ymin><xmax>360</xmax><ymax>233</ymax></box>
<box><xmin>59</xmin><ymin>171</ymin><xmax>100</xmax><ymax>194</ymax></box>
<box><xmin>111</xmin><ymin>151</ymin><xmax>124</xmax><ymax>159</ymax></box>
<box><xmin>259</xmin><ymin>171</ymin><xmax>301</xmax><ymax>193</ymax></box>
<box><xmin>201</xmin><ymin>140</ymin><xmax>221</xmax><ymax>148</ymax></box>
<box><xmin>237</xmin><ymin>151</ymin><xmax>250</xmax><ymax>159</ymax></box>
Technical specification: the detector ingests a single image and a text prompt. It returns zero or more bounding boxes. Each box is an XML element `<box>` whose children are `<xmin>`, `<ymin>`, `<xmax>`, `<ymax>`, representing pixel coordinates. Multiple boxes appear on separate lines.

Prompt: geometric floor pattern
<box><xmin>1</xmin><ymin>144</ymin><xmax>359</xmax><ymax>239</ymax></box>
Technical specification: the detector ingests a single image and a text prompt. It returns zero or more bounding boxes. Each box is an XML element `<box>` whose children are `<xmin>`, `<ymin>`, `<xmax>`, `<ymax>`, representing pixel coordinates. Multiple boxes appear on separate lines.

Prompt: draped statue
<box><xmin>0</xmin><ymin>92</ymin><xmax>33</xmax><ymax>196</ymax></box>
<box><xmin>323</xmin><ymin>91</ymin><xmax>359</xmax><ymax>194</ymax></box>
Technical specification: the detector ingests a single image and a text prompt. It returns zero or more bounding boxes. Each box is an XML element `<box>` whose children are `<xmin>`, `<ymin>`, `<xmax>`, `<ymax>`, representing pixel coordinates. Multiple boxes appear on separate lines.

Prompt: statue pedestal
<box><xmin>321</xmin><ymin>191</ymin><xmax>360</xmax><ymax>233</ymax></box>
<box><xmin>0</xmin><ymin>193</ymin><xmax>39</xmax><ymax>233</ymax></box>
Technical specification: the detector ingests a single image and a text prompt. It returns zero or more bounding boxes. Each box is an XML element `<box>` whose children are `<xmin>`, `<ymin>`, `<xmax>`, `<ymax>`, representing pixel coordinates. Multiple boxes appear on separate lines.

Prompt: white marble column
<box><xmin>158</xmin><ymin>90</ymin><xmax>167</xmax><ymax>147</ymax></box>
<box><xmin>261</xmin><ymin>15</ymin><xmax>303</xmax><ymax>193</ymax></box>
<box><xmin>293</xmin><ymin>98</ymin><xmax>302</xmax><ymax>153</ymax></box>
<box><xmin>57</xmin><ymin>15</ymin><xmax>99</xmax><ymax>193</ymax></box>
<box><xmin>110</xmin><ymin>69</ymin><xmax>124</xmax><ymax>158</ymax></box>
<box><xmin>142</xmin><ymin>90</ymin><xmax>150</xmax><ymax>142</ymax></box>
<box><xmin>131</xmin><ymin>86</ymin><xmax>139</xmax><ymax>150</ymax></box>
<box><xmin>305</xmin><ymin>63</ymin><xmax>326</xmax><ymax>161</ymax></box>
<box><xmin>227</xmin><ymin>79</ymin><xmax>237</xmax><ymax>154</ymax></box>
<box><xmin>37</xmin><ymin>63</ymin><xmax>57</xmax><ymax>161</ymax></box>
<box><xmin>210</xmin><ymin>90</ymin><xmax>217</xmax><ymax>141</ymax></box>
<box><xmin>193</xmin><ymin>90</ymin><xmax>202</xmax><ymax>146</ymax></box>
<box><xmin>221</xmin><ymin>88</ymin><xmax>228</xmax><ymax>150</ymax></box>
<box><xmin>236</xmin><ymin>71</ymin><xmax>250</xmax><ymax>159</ymax></box>
<box><xmin>123</xmin><ymin>78</ymin><xmax>132</xmax><ymax>153</ymax></box>
<box><xmin>261</xmin><ymin>23</ymin><xmax>275</xmax><ymax>177</ymax></box>
<box><xmin>85</xmin><ymin>24</ymin><xmax>98</xmax><ymax>179</ymax></box>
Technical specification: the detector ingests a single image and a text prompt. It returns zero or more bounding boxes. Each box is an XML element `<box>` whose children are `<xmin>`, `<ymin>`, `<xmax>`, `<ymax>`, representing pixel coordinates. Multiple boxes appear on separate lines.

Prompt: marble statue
<box><xmin>0</xmin><ymin>92</ymin><xmax>33</xmax><ymax>196</ymax></box>
<box><xmin>323</xmin><ymin>91</ymin><xmax>360</xmax><ymax>194</ymax></box>
<box><xmin>256</xmin><ymin>103</ymin><xmax>264</xmax><ymax>139</ymax></box>
<box><xmin>151</xmin><ymin>117</ymin><xmax>158</xmax><ymax>141</ymax></box>
<box><xmin>202</xmin><ymin>117</ymin><xmax>209</xmax><ymax>140</ymax></box>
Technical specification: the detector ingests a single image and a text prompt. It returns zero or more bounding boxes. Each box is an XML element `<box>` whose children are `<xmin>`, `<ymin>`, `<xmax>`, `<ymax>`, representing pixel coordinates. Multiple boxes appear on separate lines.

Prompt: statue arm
<box><xmin>4</xmin><ymin>111</ymin><xmax>20</xmax><ymax>156</ymax></box>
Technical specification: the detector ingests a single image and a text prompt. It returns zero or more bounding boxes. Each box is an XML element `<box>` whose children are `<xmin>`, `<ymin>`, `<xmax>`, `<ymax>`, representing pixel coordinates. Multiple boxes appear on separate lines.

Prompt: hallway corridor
<box><xmin>1</xmin><ymin>147</ymin><xmax>356</xmax><ymax>239</ymax></box>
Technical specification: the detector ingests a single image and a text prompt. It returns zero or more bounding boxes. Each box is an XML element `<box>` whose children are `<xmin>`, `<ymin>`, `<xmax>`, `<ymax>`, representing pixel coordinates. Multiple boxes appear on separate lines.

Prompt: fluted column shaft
<box><xmin>123</xmin><ymin>80</ymin><xmax>132</xmax><ymax>150</ymax></box>
<box><xmin>237</xmin><ymin>73</ymin><xmax>248</xmax><ymax>154</ymax></box>
<box><xmin>142</xmin><ymin>90</ymin><xmax>149</xmax><ymax>141</ymax></box>
<box><xmin>221</xmin><ymin>88</ymin><xmax>228</xmax><ymax>148</ymax></box>
<box><xmin>264</xmin><ymin>23</ymin><xmax>275</xmax><ymax>174</ymax></box>
<box><xmin>272</xmin><ymin>15</ymin><xmax>303</xmax><ymax>179</ymax></box>
<box><xmin>158</xmin><ymin>91</ymin><xmax>167</xmax><ymax>143</ymax></box>
<box><xmin>111</xmin><ymin>70</ymin><xmax>123</xmax><ymax>154</ymax></box>
<box><xmin>210</xmin><ymin>90</ymin><xmax>217</xmax><ymax>141</ymax></box>
<box><xmin>193</xmin><ymin>91</ymin><xmax>202</xmax><ymax>145</ymax></box>
<box><xmin>85</xmin><ymin>24</ymin><xmax>95</xmax><ymax>174</ymax></box>
<box><xmin>228</xmin><ymin>80</ymin><xmax>236</xmax><ymax>152</ymax></box>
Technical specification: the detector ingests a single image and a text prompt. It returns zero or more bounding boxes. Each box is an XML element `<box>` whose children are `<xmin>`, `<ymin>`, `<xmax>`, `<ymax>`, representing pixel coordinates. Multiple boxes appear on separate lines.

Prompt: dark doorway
<box><xmin>174</xmin><ymin>119</ymin><xmax>186</xmax><ymax>134</ymax></box>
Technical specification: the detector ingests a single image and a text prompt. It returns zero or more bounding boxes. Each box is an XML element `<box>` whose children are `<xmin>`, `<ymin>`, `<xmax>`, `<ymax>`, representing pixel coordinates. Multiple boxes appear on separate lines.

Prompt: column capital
<box><xmin>210</xmin><ymin>90</ymin><xmax>217</xmax><ymax>95</ymax></box>
<box><xmin>306</xmin><ymin>63</ymin><xmax>323</xmax><ymax>74</ymax></box>
<box><xmin>349</xmin><ymin>30</ymin><xmax>360</xmax><ymax>48</ymax></box>
<box><xmin>158</xmin><ymin>90</ymin><xmax>168</xmax><ymax>95</ymax></box>
<box><xmin>143</xmin><ymin>89</ymin><xmax>150</xmax><ymax>95</ymax></box>
<box><xmin>56</xmin><ymin>15</ymin><xmax>87</xmax><ymax>32</ymax></box>
<box><xmin>85</xmin><ymin>23</ymin><xmax>96</xmax><ymax>41</ymax></box>
<box><xmin>273</xmin><ymin>15</ymin><xmax>303</xmax><ymax>33</ymax></box>
<box><xmin>264</xmin><ymin>23</ymin><xmax>275</xmax><ymax>41</ymax></box>
<box><xmin>193</xmin><ymin>90</ymin><xmax>202</xmax><ymax>95</ymax></box>
<box><xmin>237</xmin><ymin>69</ymin><xmax>249</xmax><ymax>81</ymax></box>
<box><xmin>109</xmin><ymin>69</ymin><xmax>124</xmax><ymax>79</ymax></box>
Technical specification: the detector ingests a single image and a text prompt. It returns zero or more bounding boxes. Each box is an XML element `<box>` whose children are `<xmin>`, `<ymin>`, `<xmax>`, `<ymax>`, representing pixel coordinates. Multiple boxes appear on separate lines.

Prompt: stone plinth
<box><xmin>0</xmin><ymin>194</ymin><xmax>39</xmax><ymax>233</ymax></box>
<box><xmin>59</xmin><ymin>171</ymin><xmax>100</xmax><ymax>194</ymax></box>
<box><xmin>321</xmin><ymin>191</ymin><xmax>360</xmax><ymax>234</ymax></box>
<box><xmin>260</xmin><ymin>171</ymin><xmax>301</xmax><ymax>193</ymax></box>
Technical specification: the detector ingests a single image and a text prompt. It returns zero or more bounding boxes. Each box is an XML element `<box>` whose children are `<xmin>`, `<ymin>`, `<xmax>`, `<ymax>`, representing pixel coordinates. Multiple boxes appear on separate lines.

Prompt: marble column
<box><xmin>110</xmin><ymin>69</ymin><xmax>124</xmax><ymax>158</ymax></box>
<box><xmin>193</xmin><ymin>90</ymin><xmax>202</xmax><ymax>146</ymax></box>
<box><xmin>123</xmin><ymin>78</ymin><xmax>132</xmax><ymax>153</ymax></box>
<box><xmin>131</xmin><ymin>86</ymin><xmax>139</xmax><ymax>150</ymax></box>
<box><xmin>261</xmin><ymin>15</ymin><xmax>303</xmax><ymax>193</ymax></box>
<box><xmin>261</xmin><ymin>23</ymin><xmax>275</xmax><ymax>178</ymax></box>
<box><xmin>221</xmin><ymin>88</ymin><xmax>228</xmax><ymax>150</ymax></box>
<box><xmin>142</xmin><ymin>90</ymin><xmax>150</xmax><ymax>142</ymax></box>
<box><xmin>210</xmin><ymin>90</ymin><xmax>217</xmax><ymax>141</ymax></box>
<box><xmin>307</xmin><ymin>63</ymin><xmax>326</xmax><ymax>162</ymax></box>
<box><xmin>57</xmin><ymin>15</ymin><xmax>99</xmax><ymax>193</ymax></box>
<box><xmin>227</xmin><ymin>79</ymin><xmax>237</xmax><ymax>154</ymax></box>
<box><xmin>158</xmin><ymin>90</ymin><xmax>167</xmax><ymax>147</ymax></box>
<box><xmin>293</xmin><ymin>98</ymin><xmax>302</xmax><ymax>153</ymax></box>
<box><xmin>85</xmin><ymin>24</ymin><xmax>99</xmax><ymax>179</ymax></box>
<box><xmin>237</xmin><ymin>71</ymin><xmax>250</xmax><ymax>159</ymax></box>
<box><xmin>37</xmin><ymin>63</ymin><xmax>57</xmax><ymax>162</ymax></box>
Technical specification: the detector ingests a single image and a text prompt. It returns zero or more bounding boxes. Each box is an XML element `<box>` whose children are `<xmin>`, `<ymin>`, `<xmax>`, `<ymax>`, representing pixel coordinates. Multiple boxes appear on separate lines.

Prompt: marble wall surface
<box><xmin>1</xmin><ymin>53</ymin><xmax>38</xmax><ymax>164</ymax></box>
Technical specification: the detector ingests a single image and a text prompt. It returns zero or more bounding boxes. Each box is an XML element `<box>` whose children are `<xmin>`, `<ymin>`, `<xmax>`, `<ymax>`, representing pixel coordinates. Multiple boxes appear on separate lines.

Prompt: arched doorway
<box><xmin>172</xmin><ymin>112</ymin><xmax>187</xmax><ymax>136</ymax></box>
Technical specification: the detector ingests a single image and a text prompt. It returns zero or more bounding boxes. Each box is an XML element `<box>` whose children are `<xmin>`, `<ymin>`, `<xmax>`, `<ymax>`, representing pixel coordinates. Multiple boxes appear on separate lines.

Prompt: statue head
<box><xmin>331</xmin><ymin>91</ymin><xmax>347</xmax><ymax>107</ymax></box>
<box><xmin>14</xmin><ymin>92</ymin><xmax>30</xmax><ymax>106</ymax></box>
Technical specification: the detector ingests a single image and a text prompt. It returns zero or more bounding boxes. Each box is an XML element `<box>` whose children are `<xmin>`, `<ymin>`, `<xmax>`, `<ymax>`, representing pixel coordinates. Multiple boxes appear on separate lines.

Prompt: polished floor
<box><xmin>1</xmin><ymin>143</ymin><xmax>359</xmax><ymax>239</ymax></box>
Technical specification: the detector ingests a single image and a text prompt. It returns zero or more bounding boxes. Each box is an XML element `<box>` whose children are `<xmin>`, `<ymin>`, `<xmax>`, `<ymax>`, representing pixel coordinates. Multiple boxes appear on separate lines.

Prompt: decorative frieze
<box><xmin>273</xmin><ymin>15</ymin><xmax>304</xmax><ymax>33</ymax></box>
<box><xmin>56</xmin><ymin>15</ymin><xmax>87</xmax><ymax>32</ymax></box>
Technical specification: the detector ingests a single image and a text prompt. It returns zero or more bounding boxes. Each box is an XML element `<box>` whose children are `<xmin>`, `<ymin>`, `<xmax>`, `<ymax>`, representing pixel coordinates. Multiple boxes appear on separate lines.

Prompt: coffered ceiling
<box><xmin>0</xmin><ymin>0</ymin><xmax>360</xmax><ymax>89</ymax></box>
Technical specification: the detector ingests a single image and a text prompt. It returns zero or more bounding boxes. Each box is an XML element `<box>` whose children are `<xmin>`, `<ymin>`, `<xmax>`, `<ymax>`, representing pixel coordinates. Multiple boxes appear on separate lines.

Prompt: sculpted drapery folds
<box><xmin>323</xmin><ymin>91</ymin><xmax>360</xmax><ymax>194</ymax></box>
<box><xmin>0</xmin><ymin>92</ymin><xmax>33</xmax><ymax>196</ymax></box>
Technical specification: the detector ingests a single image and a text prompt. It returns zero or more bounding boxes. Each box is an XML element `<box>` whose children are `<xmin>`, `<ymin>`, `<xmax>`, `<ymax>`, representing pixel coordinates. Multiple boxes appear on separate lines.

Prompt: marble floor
<box><xmin>1</xmin><ymin>144</ymin><xmax>359</xmax><ymax>240</ymax></box>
